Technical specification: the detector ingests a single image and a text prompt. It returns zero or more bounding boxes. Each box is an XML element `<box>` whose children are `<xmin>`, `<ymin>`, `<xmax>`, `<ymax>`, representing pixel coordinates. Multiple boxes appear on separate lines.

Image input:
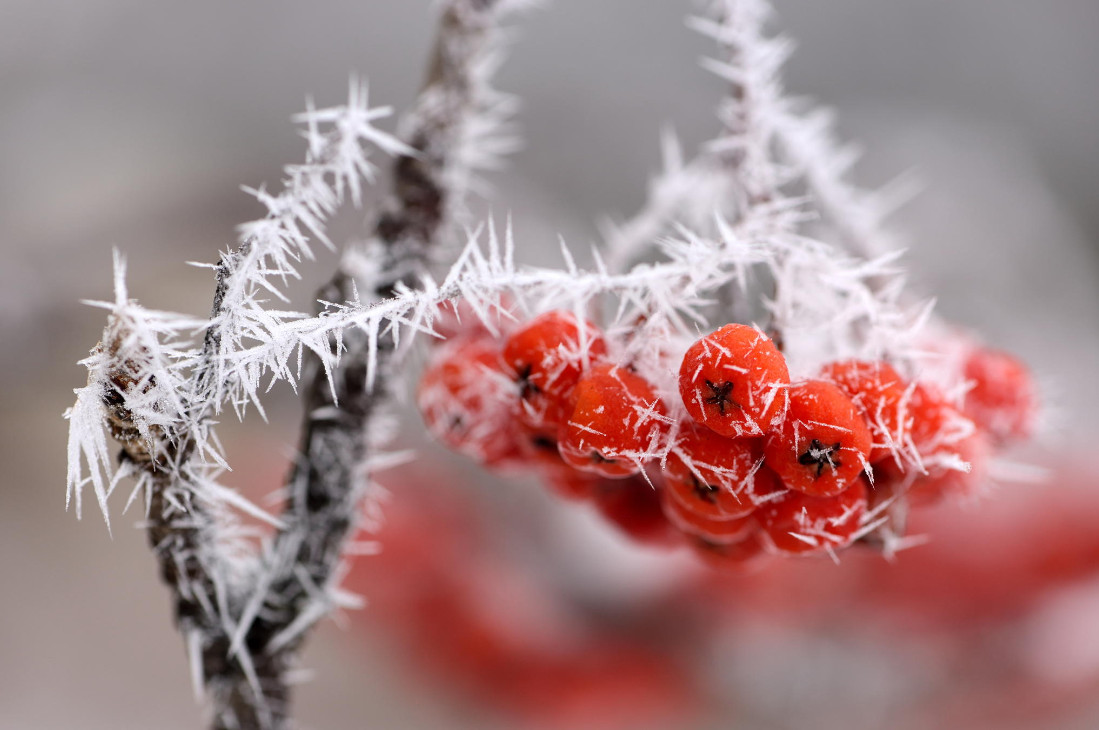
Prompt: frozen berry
<box><xmin>819</xmin><ymin>359</ymin><xmax>907</xmax><ymax>464</ymax></box>
<box><xmin>559</xmin><ymin>365</ymin><xmax>669</xmax><ymax>478</ymax></box>
<box><xmin>679</xmin><ymin>324</ymin><xmax>789</xmax><ymax>438</ymax></box>
<box><xmin>880</xmin><ymin>430</ymin><xmax>991</xmax><ymax>507</ymax></box>
<box><xmin>902</xmin><ymin>383</ymin><xmax>977</xmax><ymax>472</ymax></box>
<box><xmin>592</xmin><ymin>477</ymin><xmax>682</xmax><ymax>548</ymax></box>
<box><xmin>503</xmin><ymin>311</ymin><xmax>607</xmax><ymax>430</ymax></box>
<box><xmin>962</xmin><ymin>347</ymin><xmax>1037</xmax><ymax>443</ymax></box>
<box><xmin>764</xmin><ymin>380</ymin><xmax>872</xmax><ymax>497</ymax></box>
<box><xmin>418</xmin><ymin>337</ymin><xmax>523</xmax><ymax>467</ymax></box>
<box><xmin>661</xmin><ymin>492</ymin><xmax>756</xmax><ymax>544</ymax></box>
<box><xmin>758</xmin><ymin>478</ymin><xmax>869</xmax><ymax>555</ymax></box>
<box><xmin>688</xmin><ymin>531</ymin><xmax>769</xmax><ymax>571</ymax></box>
<box><xmin>664</xmin><ymin>426</ymin><xmax>765</xmax><ymax>519</ymax></box>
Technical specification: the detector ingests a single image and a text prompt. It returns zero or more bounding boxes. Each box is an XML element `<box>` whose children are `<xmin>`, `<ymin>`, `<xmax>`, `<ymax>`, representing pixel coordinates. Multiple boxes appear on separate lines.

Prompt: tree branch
<box><xmin>199</xmin><ymin>2</ymin><xmax>513</xmax><ymax>727</ymax></box>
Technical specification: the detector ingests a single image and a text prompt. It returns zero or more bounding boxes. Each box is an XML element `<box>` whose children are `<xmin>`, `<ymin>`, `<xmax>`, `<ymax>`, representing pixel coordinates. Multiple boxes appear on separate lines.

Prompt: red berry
<box><xmin>417</xmin><ymin>337</ymin><xmax>522</xmax><ymax>467</ymax></box>
<box><xmin>763</xmin><ymin>380</ymin><xmax>872</xmax><ymax>497</ymax></box>
<box><xmin>664</xmin><ymin>426</ymin><xmax>765</xmax><ymax>519</ymax></box>
<box><xmin>592</xmin><ymin>477</ymin><xmax>682</xmax><ymax>548</ymax></box>
<box><xmin>536</xmin><ymin>453</ymin><xmax>604</xmax><ymax>501</ymax></box>
<box><xmin>516</xmin><ymin>422</ymin><xmax>567</xmax><ymax>468</ymax></box>
<box><xmin>758</xmin><ymin>478</ymin><xmax>869</xmax><ymax>555</ymax></box>
<box><xmin>880</xmin><ymin>430</ymin><xmax>992</xmax><ymax>507</ymax></box>
<box><xmin>901</xmin><ymin>383</ymin><xmax>977</xmax><ymax>473</ymax></box>
<box><xmin>661</xmin><ymin>491</ymin><xmax>756</xmax><ymax>544</ymax></box>
<box><xmin>559</xmin><ymin>364</ymin><xmax>669</xmax><ymax>478</ymax></box>
<box><xmin>688</xmin><ymin>531</ymin><xmax>769</xmax><ymax>571</ymax></box>
<box><xmin>962</xmin><ymin>347</ymin><xmax>1036</xmax><ymax>443</ymax></box>
<box><xmin>819</xmin><ymin>359</ymin><xmax>907</xmax><ymax>464</ymax></box>
<box><xmin>679</xmin><ymin>324</ymin><xmax>789</xmax><ymax>438</ymax></box>
<box><xmin>502</xmin><ymin>311</ymin><xmax>608</xmax><ymax>430</ymax></box>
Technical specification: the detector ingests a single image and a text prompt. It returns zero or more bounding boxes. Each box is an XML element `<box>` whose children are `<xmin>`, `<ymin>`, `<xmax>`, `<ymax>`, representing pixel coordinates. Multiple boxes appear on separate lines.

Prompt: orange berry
<box><xmin>559</xmin><ymin>365</ymin><xmax>668</xmax><ymax>478</ymax></box>
<box><xmin>502</xmin><ymin>311</ymin><xmax>607</xmax><ymax>430</ymax></box>
<box><xmin>663</xmin><ymin>426</ymin><xmax>765</xmax><ymax>519</ymax></box>
<box><xmin>819</xmin><ymin>359</ymin><xmax>907</xmax><ymax>463</ymax></box>
<box><xmin>688</xmin><ymin>531</ymin><xmax>770</xmax><ymax>571</ymax></box>
<box><xmin>962</xmin><ymin>347</ymin><xmax>1037</xmax><ymax>443</ymax></box>
<box><xmin>591</xmin><ymin>477</ymin><xmax>682</xmax><ymax>548</ymax></box>
<box><xmin>763</xmin><ymin>380</ymin><xmax>872</xmax><ymax>497</ymax></box>
<box><xmin>417</xmin><ymin>337</ymin><xmax>523</xmax><ymax>467</ymax></box>
<box><xmin>661</xmin><ymin>491</ymin><xmax>756</xmax><ymax>544</ymax></box>
<box><xmin>678</xmin><ymin>324</ymin><xmax>789</xmax><ymax>438</ymax></box>
<box><xmin>758</xmin><ymin>478</ymin><xmax>869</xmax><ymax>555</ymax></box>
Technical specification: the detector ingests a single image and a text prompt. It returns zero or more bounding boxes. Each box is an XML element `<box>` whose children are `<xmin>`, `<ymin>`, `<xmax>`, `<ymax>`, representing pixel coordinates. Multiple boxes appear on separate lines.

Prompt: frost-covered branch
<box><xmin>65</xmin><ymin>1</ymin><xmax>519</xmax><ymax>726</ymax></box>
<box><xmin>605</xmin><ymin>0</ymin><xmax>896</xmax><ymax>271</ymax></box>
<box><xmin>204</xmin><ymin>1</ymin><xmax>522</xmax><ymax>727</ymax></box>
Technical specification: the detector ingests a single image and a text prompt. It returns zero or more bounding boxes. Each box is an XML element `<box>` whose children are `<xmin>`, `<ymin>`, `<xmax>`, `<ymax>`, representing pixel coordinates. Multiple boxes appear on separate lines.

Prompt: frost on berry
<box><xmin>664</xmin><ymin>425</ymin><xmax>766</xmax><ymax>519</ymax></box>
<box><xmin>764</xmin><ymin>380</ymin><xmax>872</xmax><ymax>498</ymax></box>
<box><xmin>417</xmin><ymin>337</ymin><xmax>523</xmax><ymax>467</ymax></box>
<box><xmin>819</xmin><ymin>359</ymin><xmax>907</xmax><ymax>464</ymax></box>
<box><xmin>560</xmin><ymin>364</ymin><xmax>670</xmax><ymax>478</ymax></box>
<box><xmin>678</xmin><ymin>324</ymin><xmax>789</xmax><ymax>439</ymax></box>
<box><xmin>880</xmin><ymin>430</ymin><xmax>991</xmax><ymax>507</ymax></box>
<box><xmin>899</xmin><ymin>383</ymin><xmax>977</xmax><ymax>474</ymax></box>
<box><xmin>591</xmin><ymin>477</ymin><xmax>681</xmax><ymax>548</ymax></box>
<box><xmin>503</xmin><ymin>310</ymin><xmax>608</xmax><ymax>431</ymax></box>
<box><xmin>962</xmin><ymin>347</ymin><xmax>1037</xmax><ymax>444</ymax></box>
<box><xmin>758</xmin><ymin>478</ymin><xmax>869</xmax><ymax>556</ymax></box>
<box><xmin>661</xmin><ymin>492</ymin><xmax>757</xmax><ymax>545</ymax></box>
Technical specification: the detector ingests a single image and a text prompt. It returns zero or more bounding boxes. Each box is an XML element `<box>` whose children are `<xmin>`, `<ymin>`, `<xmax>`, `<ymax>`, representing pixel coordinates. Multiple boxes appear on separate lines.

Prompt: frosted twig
<box><xmin>204</xmin><ymin>1</ymin><xmax>519</xmax><ymax>727</ymax></box>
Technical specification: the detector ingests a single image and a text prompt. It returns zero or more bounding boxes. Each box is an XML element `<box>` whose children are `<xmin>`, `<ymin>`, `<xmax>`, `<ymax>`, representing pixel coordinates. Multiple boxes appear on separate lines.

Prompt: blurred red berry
<box><xmin>764</xmin><ymin>380</ymin><xmax>872</xmax><ymax>497</ymax></box>
<box><xmin>962</xmin><ymin>347</ymin><xmax>1037</xmax><ymax>443</ymax></box>
<box><xmin>418</xmin><ymin>337</ymin><xmax>523</xmax><ymax>467</ymax></box>
<box><xmin>881</xmin><ymin>430</ymin><xmax>992</xmax><ymax>507</ymax></box>
<box><xmin>758</xmin><ymin>478</ymin><xmax>869</xmax><ymax>555</ymax></box>
<box><xmin>592</xmin><ymin>477</ymin><xmax>682</xmax><ymax>548</ymax></box>
<box><xmin>819</xmin><ymin>359</ymin><xmax>907</xmax><ymax>464</ymax></box>
<box><xmin>902</xmin><ymin>383</ymin><xmax>978</xmax><ymax>471</ymax></box>
<box><xmin>662</xmin><ymin>491</ymin><xmax>756</xmax><ymax>544</ymax></box>
<box><xmin>537</xmin><ymin>455</ymin><xmax>604</xmax><ymax>501</ymax></box>
<box><xmin>688</xmin><ymin>531</ymin><xmax>770</xmax><ymax>571</ymax></box>
<box><xmin>678</xmin><ymin>323</ymin><xmax>789</xmax><ymax>438</ymax></box>
<box><xmin>502</xmin><ymin>310</ymin><xmax>608</xmax><ymax>430</ymax></box>
<box><xmin>559</xmin><ymin>364</ymin><xmax>668</xmax><ymax>478</ymax></box>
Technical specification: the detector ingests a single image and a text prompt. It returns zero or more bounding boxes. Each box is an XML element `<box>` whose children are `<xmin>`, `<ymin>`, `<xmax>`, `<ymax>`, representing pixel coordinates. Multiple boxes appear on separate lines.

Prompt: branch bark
<box><xmin>194</xmin><ymin>2</ymin><xmax>508</xmax><ymax>727</ymax></box>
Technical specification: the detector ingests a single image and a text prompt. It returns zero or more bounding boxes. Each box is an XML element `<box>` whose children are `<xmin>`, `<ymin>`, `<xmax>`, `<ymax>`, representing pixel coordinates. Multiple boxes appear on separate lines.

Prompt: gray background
<box><xmin>3</xmin><ymin>1</ymin><xmax>1098</xmax><ymax>728</ymax></box>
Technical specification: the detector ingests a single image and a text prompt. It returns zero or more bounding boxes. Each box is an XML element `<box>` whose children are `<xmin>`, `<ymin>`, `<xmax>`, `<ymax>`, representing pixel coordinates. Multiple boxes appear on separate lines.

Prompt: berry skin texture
<box><xmin>819</xmin><ymin>359</ymin><xmax>907</xmax><ymax>464</ymax></box>
<box><xmin>688</xmin><ymin>531</ymin><xmax>769</xmax><ymax>571</ymax></box>
<box><xmin>559</xmin><ymin>364</ymin><xmax>669</xmax><ymax>478</ymax></box>
<box><xmin>962</xmin><ymin>347</ymin><xmax>1037</xmax><ymax>444</ymax></box>
<box><xmin>758</xmin><ymin>478</ymin><xmax>869</xmax><ymax>555</ymax></box>
<box><xmin>764</xmin><ymin>380</ymin><xmax>872</xmax><ymax>497</ymax></box>
<box><xmin>661</xmin><ymin>492</ymin><xmax>756</xmax><ymax>544</ymax></box>
<box><xmin>502</xmin><ymin>310</ymin><xmax>607</xmax><ymax>430</ymax></box>
<box><xmin>678</xmin><ymin>324</ymin><xmax>789</xmax><ymax>438</ymax></box>
<box><xmin>591</xmin><ymin>477</ymin><xmax>682</xmax><ymax>548</ymax></box>
<box><xmin>903</xmin><ymin>383</ymin><xmax>977</xmax><ymax>472</ymax></box>
<box><xmin>417</xmin><ymin>337</ymin><xmax>523</xmax><ymax>467</ymax></box>
<box><xmin>664</xmin><ymin>426</ymin><xmax>765</xmax><ymax>519</ymax></box>
<box><xmin>879</xmin><ymin>430</ymin><xmax>991</xmax><ymax>507</ymax></box>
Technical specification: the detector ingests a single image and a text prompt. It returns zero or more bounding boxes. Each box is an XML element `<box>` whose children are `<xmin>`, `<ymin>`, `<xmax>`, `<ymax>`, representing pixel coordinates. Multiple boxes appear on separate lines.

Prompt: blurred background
<box><xmin>3</xmin><ymin>1</ymin><xmax>1099</xmax><ymax>728</ymax></box>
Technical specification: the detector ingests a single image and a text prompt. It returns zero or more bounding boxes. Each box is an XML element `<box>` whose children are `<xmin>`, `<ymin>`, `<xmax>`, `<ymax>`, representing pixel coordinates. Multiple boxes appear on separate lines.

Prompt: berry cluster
<box><xmin>418</xmin><ymin>309</ymin><xmax>1037</xmax><ymax>568</ymax></box>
